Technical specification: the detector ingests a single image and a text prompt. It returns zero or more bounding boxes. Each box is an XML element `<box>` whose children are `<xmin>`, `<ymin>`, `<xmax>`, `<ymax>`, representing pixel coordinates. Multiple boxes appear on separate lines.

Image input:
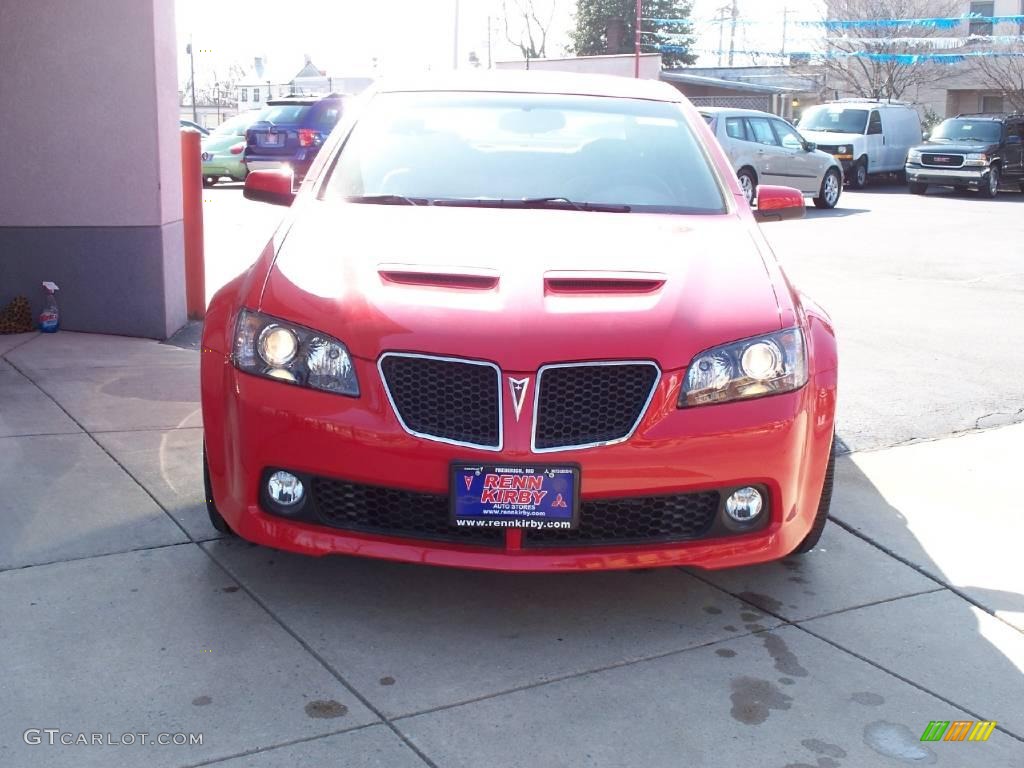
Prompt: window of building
<box><xmin>240</xmin><ymin>88</ymin><xmax>248</xmax><ymax>102</ymax></box>
<box><xmin>980</xmin><ymin>94</ymin><xmax>1004</xmax><ymax>113</ymax></box>
<box><xmin>969</xmin><ymin>2</ymin><xmax>994</xmax><ymax>36</ymax></box>
<box><xmin>253</xmin><ymin>87</ymin><xmax>260</xmax><ymax>103</ymax></box>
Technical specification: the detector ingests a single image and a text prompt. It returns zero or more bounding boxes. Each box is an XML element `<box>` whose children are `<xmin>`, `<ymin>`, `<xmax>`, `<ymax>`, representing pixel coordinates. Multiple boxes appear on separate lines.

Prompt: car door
<box><xmin>745</xmin><ymin>117</ymin><xmax>785</xmax><ymax>184</ymax></box>
<box><xmin>865</xmin><ymin>110</ymin><xmax>887</xmax><ymax>170</ymax></box>
<box><xmin>1005</xmin><ymin>119</ymin><xmax>1024</xmax><ymax>180</ymax></box>
<box><xmin>721</xmin><ymin>115</ymin><xmax>754</xmax><ymax>169</ymax></box>
<box><xmin>769</xmin><ymin>119</ymin><xmax>820</xmax><ymax>194</ymax></box>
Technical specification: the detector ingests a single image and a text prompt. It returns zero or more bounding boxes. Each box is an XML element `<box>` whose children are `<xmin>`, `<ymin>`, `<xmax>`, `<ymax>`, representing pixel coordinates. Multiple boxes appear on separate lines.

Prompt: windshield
<box><xmin>211</xmin><ymin>111</ymin><xmax>259</xmax><ymax>137</ymax></box>
<box><xmin>325</xmin><ymin>92</ymin><xmax>726</xmax><ymax>214</ymax></box>
<box><xmin>931</xmin><ymin>119</ymin><xmax>1002</xmax><ymax>143</ymax></box>
<box><xmin>799</xmin><ymin>106</ymin><xmax>868</xmax><ymax>134</ymax></box>
<box><xmin>254</xmin><ymin>104</ymin><xmax>312</xmax><ymax>124</ymax></box>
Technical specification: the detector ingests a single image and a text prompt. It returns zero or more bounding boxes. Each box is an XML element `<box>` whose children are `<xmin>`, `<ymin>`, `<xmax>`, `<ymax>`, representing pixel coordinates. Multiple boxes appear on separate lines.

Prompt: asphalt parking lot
<box><xmin>2</xmin><ymin>183</ymin><xmax>1022</xmax><ymax>767</ymax></box>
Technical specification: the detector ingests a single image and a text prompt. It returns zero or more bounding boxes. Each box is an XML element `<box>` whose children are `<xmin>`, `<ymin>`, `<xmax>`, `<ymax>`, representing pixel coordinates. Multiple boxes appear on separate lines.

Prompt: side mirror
<box><xmin>244</xmin><ymin>168</ymin><xmax>295</xmax><ymax>206</ymax></box>
<box><xmin>922</xmin><ymin>131</ymin><xmax>931</xmax><ymax>141</ymax></box>
<box><xmin>753</xmin><ymin>185</ymin><xmax>805</xmax><ymax>223</ymax></box>
<box><xmin>803</xmin><ymin>141</ymin><xmax>817</xmax><ymax>152</ymax></box>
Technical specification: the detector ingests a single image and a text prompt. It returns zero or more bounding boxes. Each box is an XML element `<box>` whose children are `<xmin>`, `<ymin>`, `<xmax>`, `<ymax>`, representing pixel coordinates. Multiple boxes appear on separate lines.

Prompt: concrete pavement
<box><xmin>1</xmin><ymin>330</ymin><xmax>1022</xmax><ymax>766</ymax></box>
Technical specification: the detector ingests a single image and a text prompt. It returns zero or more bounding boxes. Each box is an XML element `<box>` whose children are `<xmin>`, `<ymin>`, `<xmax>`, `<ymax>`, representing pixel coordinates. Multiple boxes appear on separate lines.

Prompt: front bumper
<box><xmin>905</xmin><ymin>163</ymin><xmax>987</xmax><ymax>187</ymax></box>
<box><xmin>202</xmin><ymin>349</ymin><xmax>836</xmax><ymax>571</ymax></box>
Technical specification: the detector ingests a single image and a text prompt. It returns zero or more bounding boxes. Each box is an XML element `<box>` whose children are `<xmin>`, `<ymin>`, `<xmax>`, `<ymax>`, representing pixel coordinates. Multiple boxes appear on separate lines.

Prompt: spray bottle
<box><xmin>39</xmin><ymin>281</ymin><xmax>60</xmax><ymax>333</ymax></box>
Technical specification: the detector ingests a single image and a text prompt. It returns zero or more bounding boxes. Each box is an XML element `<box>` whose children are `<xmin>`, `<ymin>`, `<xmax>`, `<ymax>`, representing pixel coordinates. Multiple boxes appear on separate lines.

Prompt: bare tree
<box><xmin>972</xmin><ymin>42</ymin><xmax>1024</xmax><ymax>113</ymax></box>
<box><xmin>502</xmin><ymin>0</ymin><xmax>558</xmax><ymax>60</ymax></box>
<box><xmin>819</xmin><ymin>0</ymin><xmax>962</xmax><ymax>100</ymax></box>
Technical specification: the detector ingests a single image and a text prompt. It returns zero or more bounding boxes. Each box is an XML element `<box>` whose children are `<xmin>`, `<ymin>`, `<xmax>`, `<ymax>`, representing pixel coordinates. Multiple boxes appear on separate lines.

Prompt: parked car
<box><xmin>243</xmin><ymin>93</ymin><xmax>345</xmax><ymax>181</ymax></box>
<box><xmin>905</xmin><ymin>113</ymin><xmax>1024</xmax><ymax>198</ymax></box>
<box><xmin>700</xmin><ymin>107</ymin><xmax>843</xmax><ymax>209</ymax></box>
<box><xmin>202</xmin><ymin>73</ymin><xmax>837</xmax><ymax>572</ymax></box>
<box><xmin>201</xmin><ymin>111</ymin><xmax>261</xmax><ymax>186</ymax></box>
<box><xmin>179</xmin><ymin>119</ymin><xmax>209</xmax><ymax>136</ymax></box>
<box><xmin>797</xmin><ymin>100</ymin><xmax>922</xmax><ymax>188</ymax></box>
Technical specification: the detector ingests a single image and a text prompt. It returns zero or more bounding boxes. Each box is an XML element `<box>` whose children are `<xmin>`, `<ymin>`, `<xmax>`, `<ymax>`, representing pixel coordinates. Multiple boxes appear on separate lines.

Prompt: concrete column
<box><xmin>0</xmin><ymin>0</ymin><xmax>186</xmax><ymax>339</ymax></box>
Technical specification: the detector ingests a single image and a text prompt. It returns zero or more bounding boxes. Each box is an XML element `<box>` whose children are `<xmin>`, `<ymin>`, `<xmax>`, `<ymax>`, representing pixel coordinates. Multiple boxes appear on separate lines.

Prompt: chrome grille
<box><xmin>532</xmin><ymin>362</ymin><xmax>660</xmax><ymax>452</ymax></box>
<box><xmin>379</xmin><ymin>353</ymin><xmax>501</xmax><ymax>450</ymax></box>
<box><xmin>922</xmin><ymin>153</ymin><xmax>965</xmax><ymax>168</ymax></box>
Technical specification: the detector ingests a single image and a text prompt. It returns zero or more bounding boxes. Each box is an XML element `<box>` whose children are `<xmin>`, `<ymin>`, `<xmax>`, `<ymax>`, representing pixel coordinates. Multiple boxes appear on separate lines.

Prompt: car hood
<box><xmin>912</xmin><ymin>140</ymin><xmax>999</xmax><ymax>154</ymax></box>
<box><xmin>799</xmin><ymin>130</ymin><xmax>862</xmax><ymax>145</ymax></box>
<box><xmin>259</xmin><ymin>202</ymin><xmax>785</xmax><ymax>372</ymax></box>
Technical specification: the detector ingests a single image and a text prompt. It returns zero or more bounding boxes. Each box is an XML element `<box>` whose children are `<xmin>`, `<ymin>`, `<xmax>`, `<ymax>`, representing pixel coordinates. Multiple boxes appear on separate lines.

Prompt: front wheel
<box><xmin>790</xmin><ymin>438</ymin><xmax>835</xmax><ymax>555</ymax></box>
<box><xmin>981</xmin><ymin>166</ymin><xmax>1000</xmax><ymax>198</ymax></box>
<box><xmin>849</xmin><ymin>159</ymin><xmax>868</xmax><ymax>189</ymax></box>
<box><xmin>813</xmin><ymin>168</ymin><xmax>842</xmax><ymax>209</ymax></box>
<box><xmin>908</xmin><ymin>181</ymin><xmax>927</xmax><ymax>195</ymax></box>
<box><xmin>204</xmin><ymin>445</ymin><xmax>236</xmax><ymax>536</ymax></box>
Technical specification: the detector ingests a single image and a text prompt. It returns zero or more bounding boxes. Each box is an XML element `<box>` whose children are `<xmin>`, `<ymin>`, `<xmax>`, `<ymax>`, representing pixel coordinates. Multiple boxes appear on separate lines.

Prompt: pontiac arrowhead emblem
<box><xmin>508</xmin><ymin>377</ymin><xmax>530</xmax><ymax>422</ymax></box>
<box><xmin>463</xmin><ymin>475</ymin><xmax>474</xmax><ymax>491</ymax></box>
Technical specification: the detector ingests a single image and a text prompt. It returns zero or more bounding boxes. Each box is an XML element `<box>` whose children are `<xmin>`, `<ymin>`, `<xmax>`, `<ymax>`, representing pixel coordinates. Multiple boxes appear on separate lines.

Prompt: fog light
<box><xmin>725</xmin><ymin>487</ymin><xmax>763</xmax><ymax>522</ymax></box>
<box><xmin>267</xmin><ymin>471</ymin><xmax>304</xmax><ymax>507</ymax></box>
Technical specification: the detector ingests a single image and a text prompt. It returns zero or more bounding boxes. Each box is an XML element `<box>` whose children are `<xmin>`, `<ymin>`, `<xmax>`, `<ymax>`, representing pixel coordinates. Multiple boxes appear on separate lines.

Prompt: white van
<box><xmin>796</xmin><ymin>100</ymin><xmax>923</xmax><ymax>188</ymax></box>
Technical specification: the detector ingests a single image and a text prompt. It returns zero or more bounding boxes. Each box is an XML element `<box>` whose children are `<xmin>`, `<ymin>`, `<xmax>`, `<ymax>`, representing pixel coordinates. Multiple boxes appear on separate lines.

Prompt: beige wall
<box><xmin>495</xmin><ymin>54</ymin><xmax>663</xmax><ymax>80</ymax></box>
<box><xmin>0</xmin><ymin>0</ymin><xmax>182</xmax><ymax>229</ymax></box>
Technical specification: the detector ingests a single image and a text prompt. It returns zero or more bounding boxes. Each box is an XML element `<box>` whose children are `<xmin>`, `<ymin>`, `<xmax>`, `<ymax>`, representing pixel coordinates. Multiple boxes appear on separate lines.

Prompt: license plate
<box><xmin>451</xmin><ymin>464</ymin><xmax>579</xmax><ymax>529</ymax></box>
<box><xmin>261</xmin><ymin>132</ymin><xmax>283</xmax><ymax>147</ymax></box>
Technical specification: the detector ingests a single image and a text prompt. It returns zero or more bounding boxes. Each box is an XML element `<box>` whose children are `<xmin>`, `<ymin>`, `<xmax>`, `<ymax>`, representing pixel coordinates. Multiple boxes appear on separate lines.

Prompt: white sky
<box><xmin>175</xmin><ymin>0</ymin><xmax>826</xmax><ymax>87</ymax></box>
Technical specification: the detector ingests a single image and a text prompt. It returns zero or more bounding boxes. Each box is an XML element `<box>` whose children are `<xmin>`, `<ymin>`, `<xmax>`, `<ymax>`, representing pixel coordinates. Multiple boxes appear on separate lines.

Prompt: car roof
<box><xmin>267</xmin><ymin>93</ymin><xmax>343</xmax><ymax>106</ymax></box>
<box><xmin>373</xmin><ymin>71</ymin><xmax>684</xmax><ymax>102</ymax></box>
<box><xmin>698</xmin><ymin>107</ymin><xmax>775</xmax><ymax>117</ymax></box>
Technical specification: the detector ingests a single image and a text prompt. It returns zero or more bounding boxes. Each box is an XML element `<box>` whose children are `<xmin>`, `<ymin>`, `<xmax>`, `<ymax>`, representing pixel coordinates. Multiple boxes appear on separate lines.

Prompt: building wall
<box><xmin>0</xmin><ymin>0</ymin><xmax>186</xmax><ymax>338</ymax></box>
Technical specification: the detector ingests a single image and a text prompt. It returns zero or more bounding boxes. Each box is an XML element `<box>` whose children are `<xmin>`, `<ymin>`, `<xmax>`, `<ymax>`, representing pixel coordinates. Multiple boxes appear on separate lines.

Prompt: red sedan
<box><xmin>201</xmin><ymin>73</ymin><xmax>837</xmax><ymax>572</ymax></box>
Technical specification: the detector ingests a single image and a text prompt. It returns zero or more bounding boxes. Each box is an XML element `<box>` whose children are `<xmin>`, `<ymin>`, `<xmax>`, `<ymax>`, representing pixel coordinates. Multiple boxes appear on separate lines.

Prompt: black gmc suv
<box><xmin>905</xmin><ymin>113</ymin><xmax>1024</xmax><ymax>198</ymax></box>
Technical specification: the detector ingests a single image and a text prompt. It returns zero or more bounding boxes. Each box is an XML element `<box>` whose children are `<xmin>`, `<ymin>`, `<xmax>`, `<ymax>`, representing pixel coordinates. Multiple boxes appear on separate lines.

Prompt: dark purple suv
<box><xmin>243</xmin><ymin>94</ymin><xmax>345</xmax><ymax>181</ymax></box>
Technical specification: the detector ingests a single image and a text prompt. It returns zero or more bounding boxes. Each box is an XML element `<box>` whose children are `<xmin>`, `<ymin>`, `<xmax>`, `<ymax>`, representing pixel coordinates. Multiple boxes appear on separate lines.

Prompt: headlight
<box><xmin>837</xmin><ymin>145</ymin><xmax>850</xmax><ymax>154</ymax></box>
<box><xmin>907</xmin><ymin>150</ymin><xmax>922</xmax><ymax>163</ymax></box>
<box><xmin>680</xmin><ymin>328</ymin><xmax>807</xmax><ymax>407</ymax></box>
<box><xmin>233</xmin><ymin>309</ymin><xmax>359</xmax><ymax>396</ymax></box>
<box><xmin>964</xmin><ymin>153</ymin><xmax>988</xmax><ymax>166</ymax></box>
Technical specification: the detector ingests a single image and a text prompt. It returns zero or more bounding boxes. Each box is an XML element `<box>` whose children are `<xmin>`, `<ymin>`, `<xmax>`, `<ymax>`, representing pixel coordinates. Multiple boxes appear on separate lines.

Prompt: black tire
<box><xmin>790</xmin><ymin>438</ymin><xmax>836</xmax><ymax>555</ymax></box>
<box><xmin>849</xmin><ymin>159</ymin><xmax>868</xmax><ymax>189</ymax></box>
<box><xmin>737</xmin><ymin>167</ymin><xmax>757</xmax><ymax>205</ymax></box>
<box><xmin>908</xmin><ymin>181</ymin><xmax>927</xmax><ymax>195</ymax></box>
<box><xmin>980</xmin><ymin>165</ymin><xmax>999</xmax><ymax>198</ymax></box>
<box><xmin>204</xmin><ymin>444</ymin><xmax>235</xmax><ymax>535</ymax></box>
<box><xmin>202</xmin><ymin>176</ymin><xmax>218</xmax><ymax>188</ymax></box>
<box><xmin>813</xmin><ymin>168</ymin><xmax>842</xmax><ymax>209</ymax></box>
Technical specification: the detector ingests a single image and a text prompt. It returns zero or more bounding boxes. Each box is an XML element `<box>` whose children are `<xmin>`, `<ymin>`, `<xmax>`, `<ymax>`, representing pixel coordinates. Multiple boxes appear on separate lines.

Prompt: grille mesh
<box><xmin>534</xmin><ymin>363</ymin><xmax>658</xmax><ymax>450</ymax></box>
<box><xmin>380</xmin><ymin>355</ymin><xmax>500</xmax><ymax>448</ymax></box>
<box><xmin>525</xmin><ymin>491</ymin><xmax>720</xmax><ymax>547</ymax></box>
<box><xmin>313</xmin><ymin>478</ymin><xmax>504</xmax><ymax>546</ymax></box>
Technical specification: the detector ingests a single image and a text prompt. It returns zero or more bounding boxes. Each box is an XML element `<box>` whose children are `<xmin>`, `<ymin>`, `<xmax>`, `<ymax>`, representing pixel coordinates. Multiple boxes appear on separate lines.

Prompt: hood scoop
<box><xmin>378</xmin><ymin>264</ymin><xmax>499</xmax><ymax>290</ymax></box>
<box><xmin>544</xmin><ymin>271</ymin><xmax>666</xmax><ymax>295</ymax></box>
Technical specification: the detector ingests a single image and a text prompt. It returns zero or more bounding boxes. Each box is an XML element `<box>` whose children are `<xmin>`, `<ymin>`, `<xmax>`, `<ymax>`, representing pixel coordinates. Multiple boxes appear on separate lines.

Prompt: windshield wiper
<box><xmin>434</xmin><ymin>197</ymin><xmax>631</xmax><ymax>213</ymax></box>
<box><xmin>343</xmin><ymin>194</ymin><xmax>429</xmax><ymax>206</ymax></box>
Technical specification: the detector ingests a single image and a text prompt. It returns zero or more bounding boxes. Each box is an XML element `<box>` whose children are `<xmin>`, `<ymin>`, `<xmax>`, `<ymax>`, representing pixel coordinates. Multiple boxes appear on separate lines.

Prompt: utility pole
<box><xmin>634</xmin><ymin>0</ymin><xmax>642</xmax><ymax>78</ymax></box>
<box><xmin>453</xmin><ymin>0</ymin><xmax>460</xmax><ymax>69</ymax></box>
<box><xmin>187</xmin><ymin>35</ymin><xmax>197</xmax><ymax>123</ymax></box>
<box><xmin>715</xmin><ymin>5</ymin><xmax>729</xmax><ymax>66</ymax></box>
<box><xmin>781</xmin><ymin>6</ymin><xmax>788</xmax><ymax>57</ymax></box>
<box><xmin>728</xmin><ymin>0</ymin><xmax>738</xmax><ymax>66</ymax></box>
<box><xmin>487</xmin><ymin>15</ymin><xmax>493</xmax><ymax>68</ymax></box>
